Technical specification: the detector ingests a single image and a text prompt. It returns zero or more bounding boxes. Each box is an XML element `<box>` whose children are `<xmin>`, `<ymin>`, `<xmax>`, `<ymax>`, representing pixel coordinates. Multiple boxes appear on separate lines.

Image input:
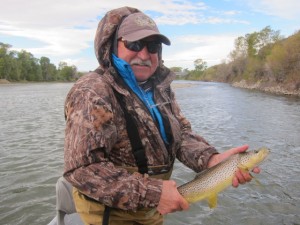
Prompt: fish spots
<box><xmin>178</xmin><ymin>148</ymin><xmax>269</xmax><ymax>206</ymax></box>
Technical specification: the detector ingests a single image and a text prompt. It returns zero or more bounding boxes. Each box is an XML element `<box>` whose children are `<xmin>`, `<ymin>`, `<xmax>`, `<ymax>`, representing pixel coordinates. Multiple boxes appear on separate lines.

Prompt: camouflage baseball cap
<box><xmin>117</xmin><ymin>12</ymin><xmax>171</xmax><ymax>45</ymax></box>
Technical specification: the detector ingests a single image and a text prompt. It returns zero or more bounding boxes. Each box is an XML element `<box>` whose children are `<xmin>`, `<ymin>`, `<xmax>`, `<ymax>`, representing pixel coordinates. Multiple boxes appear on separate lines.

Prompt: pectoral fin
<box><xmin>207</xmin><ymin>194</ymin><xmax>218</xmax><ymax>208</ymax></box>
<box><xmin>238</xmin><ymin>165</ymin><xmax>249</xmax><ymax>172</ymax></box>
<box><xmin>238</xmin><ymin>166</ymin><xmax>262</xmax><ymax>186</ymax></box>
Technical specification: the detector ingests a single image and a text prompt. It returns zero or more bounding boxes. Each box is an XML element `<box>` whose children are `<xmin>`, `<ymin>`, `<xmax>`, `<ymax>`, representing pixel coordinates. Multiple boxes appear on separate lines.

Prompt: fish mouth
<box><xmin>256</xmin><ymin>147</ymin><xmax>270</xmax><ymax>161</ymax></box>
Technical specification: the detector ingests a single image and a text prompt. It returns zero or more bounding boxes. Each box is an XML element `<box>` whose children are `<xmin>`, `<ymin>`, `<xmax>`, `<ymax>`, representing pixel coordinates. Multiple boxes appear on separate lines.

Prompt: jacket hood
<box><xmin>94</xmin><ymin>6</ymin><xmax>174</xmax><ymax>88</ymax></box>
<box><xmin>94</xmin><ymin>6</ymin><xmax>140</xmax><ymax>69</ymax></box>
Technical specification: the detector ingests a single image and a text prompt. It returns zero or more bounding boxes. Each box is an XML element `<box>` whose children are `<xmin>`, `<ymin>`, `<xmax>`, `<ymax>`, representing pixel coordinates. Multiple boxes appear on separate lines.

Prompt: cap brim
<box><xmin>122</xmin><ymin>30</ymin><xmax>171</xmax><ymax>45</ymax></box>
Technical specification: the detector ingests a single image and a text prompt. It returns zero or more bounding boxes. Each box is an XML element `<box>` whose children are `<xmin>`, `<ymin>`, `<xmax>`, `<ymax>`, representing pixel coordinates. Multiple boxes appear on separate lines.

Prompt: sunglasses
<box><xmin>121</xmin><ymin>39</ymin><xmax>161</xmax><ymax>54</ymax></box>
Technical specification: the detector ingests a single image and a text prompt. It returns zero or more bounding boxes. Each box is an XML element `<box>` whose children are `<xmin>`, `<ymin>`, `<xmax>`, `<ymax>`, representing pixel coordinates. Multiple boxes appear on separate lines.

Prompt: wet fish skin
<box><xmin>177</xmin><ymin>147</ymin><xmax>270</xmax><ymax>208</ymax></box>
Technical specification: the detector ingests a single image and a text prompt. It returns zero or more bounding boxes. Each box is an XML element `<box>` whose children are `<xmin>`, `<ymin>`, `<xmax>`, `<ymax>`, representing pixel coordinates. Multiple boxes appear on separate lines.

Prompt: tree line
<box><xmin>0</xmin><ymin>43</ymin><xmax>80</xmax><ymax>82</ymax></box>
<box><xmin>2</xmin><ymin>26</ymin><xmax>299</xmax><ymax>91</ymax></box>
<box><xmin>171</xmin><ymin>26</ymin><xmax>300</xmax><ymax>92</ymax></box>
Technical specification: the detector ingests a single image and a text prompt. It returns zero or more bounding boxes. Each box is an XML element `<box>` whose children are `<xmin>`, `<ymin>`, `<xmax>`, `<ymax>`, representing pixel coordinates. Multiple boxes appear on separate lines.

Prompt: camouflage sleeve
<box><xmin>170</xmin><ymin>89</ymin><xmax>219</xmax><ymax>173</ymax></box>
<box><xmin>63</xmin><ymin>75</ymin><xmax>163</xmax><ymax>210</ymax></box>
<box><xmin>65</xmin><ymin>161</ymin><xmax>163</xmax><ymax>210</ymax></box>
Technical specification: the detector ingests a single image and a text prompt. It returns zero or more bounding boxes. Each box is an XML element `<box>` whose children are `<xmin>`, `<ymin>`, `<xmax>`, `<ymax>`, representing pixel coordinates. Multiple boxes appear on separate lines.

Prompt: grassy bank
<box><xmin>0</xmin><ymin>79</ymin><xmax>10</xmax><ymax>84</ymax></box>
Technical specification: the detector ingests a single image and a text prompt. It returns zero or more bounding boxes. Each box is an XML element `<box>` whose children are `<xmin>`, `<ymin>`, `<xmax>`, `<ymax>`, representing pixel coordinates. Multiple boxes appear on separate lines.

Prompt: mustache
<box><xmin>130</xmin><ymin>58</ymin><xmax>152</xmax><ymax>67</ymax></box>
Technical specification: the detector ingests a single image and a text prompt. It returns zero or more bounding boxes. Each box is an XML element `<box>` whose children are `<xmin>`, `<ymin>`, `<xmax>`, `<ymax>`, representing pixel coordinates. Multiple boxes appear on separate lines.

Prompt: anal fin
<box><xmin>207</xmin><ymin>194</ymin><xmax>218</xmax><ymax>208</ymax></box>
<box><xmin>238</xmin><ymin>164</ymin><xmax>249</xmax><ymax>172</ymax></box>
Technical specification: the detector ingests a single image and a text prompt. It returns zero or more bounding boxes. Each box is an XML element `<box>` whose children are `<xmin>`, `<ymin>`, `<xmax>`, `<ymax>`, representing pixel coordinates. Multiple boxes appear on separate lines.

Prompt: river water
<box><xmin>0</xmin><ymin>81</ymin><xmax>299</xmax><ymax>225</ymax></box>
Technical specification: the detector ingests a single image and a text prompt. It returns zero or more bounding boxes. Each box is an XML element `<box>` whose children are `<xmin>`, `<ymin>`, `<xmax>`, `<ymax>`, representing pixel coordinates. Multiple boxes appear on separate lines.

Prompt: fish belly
<box><xmin>183</xmin><ymin>176</ymin><xmax>233</xmax><ymax>203</ymax></box>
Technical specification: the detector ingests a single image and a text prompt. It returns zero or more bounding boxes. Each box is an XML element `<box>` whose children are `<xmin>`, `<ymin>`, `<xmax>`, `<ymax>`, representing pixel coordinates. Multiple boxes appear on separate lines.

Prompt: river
<box><xmin>0</xmin><ymin>81</ymin><xmax>299</xmax><ymax>225</ymax></box>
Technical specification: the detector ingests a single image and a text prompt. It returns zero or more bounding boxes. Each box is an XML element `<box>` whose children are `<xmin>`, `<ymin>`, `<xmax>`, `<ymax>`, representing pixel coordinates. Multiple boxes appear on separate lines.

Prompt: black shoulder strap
<box><xmin>102</xmin><ymin>206</ymin><xmax>110</xmax><ymax>225</ymax></box>
<box><xmin>94</xmin><ymin>68</ymin><xmax>148</xmax><ymax>174</ymax></box>
<box><xmin>95</xmin><ymin>68</ymin><xmax>148</xmax><ymax>225</ymax></box>
<box><xmin>114</xmin><ymin>91</ymin><xmax>148</xmax><ymax>174</ymax></box>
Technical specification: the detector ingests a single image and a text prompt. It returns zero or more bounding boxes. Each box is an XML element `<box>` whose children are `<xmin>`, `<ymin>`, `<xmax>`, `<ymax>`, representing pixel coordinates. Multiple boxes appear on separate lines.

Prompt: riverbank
<box><xmin>171</xmin><ymin>82</ymin><xmax>197</xmax><ymax>89</ymax></box>
<box><xmin>0</xmin><ymin>79</ymin><xmax>197</xmax><ymax>89</ymax></box>
<box><xmin>232</xmin><ymin>80</ymin><xmax>300</xmax><ymax>97</ymax></box>
<box><xmin>0</xmin><ymin>79</ymin><xmax>76</xmax><ymax>85</ymax></box>
<box><xmin>3</xmin><ymin>78</ymin><xmax>299</xmax><ymax>97</ymax></box>
<box><xmin>0</xmin><ymin>79</ymin><xmax>10</xmax><ymax>84</ymax></box>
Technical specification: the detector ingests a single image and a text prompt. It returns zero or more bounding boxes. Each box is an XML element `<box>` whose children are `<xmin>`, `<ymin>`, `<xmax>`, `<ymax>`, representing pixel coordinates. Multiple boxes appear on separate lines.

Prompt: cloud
<box><xmin>164</xmin><ymin>34</ymin><xmax>237</xmax><ymax>69</ymax></box>
<box><xmin>1</xmin><ymin>22</ymin><xmax>93</xmax><ymax>55</ymax></box>
<box><xmin>0</xmin><ymin>0</ymin><xmax>246</xmax><ymax>68</ymax></box>
<box><xmin>246</xmin><ymin>0</ymin><xmax>300</xmax><ymax>19</ymax></box>
<box><xmin>149</xmin><ymin>1</ymin><xmax>248</xmax><ymax>25</ymax></box>
<box><xmin>0</xmin><ymin>0</ymin><xmax>211</xmax><ymax>56</ymax></box>
<box><xmin>3</xmin><ymin>0</ymin><xmax>296</xmax><ymax>71</ymax></box>
<box><xmin>223</xmin><ymin>10</ymin><xmax>241</xmax><ymax>16</ymax></box>
<box><xmin>0</xmin><ymin>0</ymin><xmax>206</xmax><ymax>27</ymax></box>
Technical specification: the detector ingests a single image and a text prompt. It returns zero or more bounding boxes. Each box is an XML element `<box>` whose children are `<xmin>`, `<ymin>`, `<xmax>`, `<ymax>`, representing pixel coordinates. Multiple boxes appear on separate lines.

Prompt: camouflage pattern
<box><xmin>63</xmin><ymin>6</ymin><xmax>218</xmax><ymax>211</ymax></box>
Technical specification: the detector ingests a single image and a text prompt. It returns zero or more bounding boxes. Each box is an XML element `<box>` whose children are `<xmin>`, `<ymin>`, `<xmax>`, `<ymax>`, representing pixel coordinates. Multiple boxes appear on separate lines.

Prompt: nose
<box><xmin>137</xmin><ymin>46</ymin><xmax>150</xmax><ymax>60</ymax></box>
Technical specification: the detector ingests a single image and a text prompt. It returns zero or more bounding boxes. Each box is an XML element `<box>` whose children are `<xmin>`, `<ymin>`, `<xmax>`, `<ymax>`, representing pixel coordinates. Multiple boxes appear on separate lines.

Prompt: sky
<box><xmin>0</xmin><ymin>0</ymin><xmax>299</xmax><ymax>71</ymax></box>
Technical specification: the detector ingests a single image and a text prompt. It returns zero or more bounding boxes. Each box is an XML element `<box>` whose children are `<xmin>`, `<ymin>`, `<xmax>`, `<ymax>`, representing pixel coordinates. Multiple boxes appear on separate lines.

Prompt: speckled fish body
<box><xmin>177</xmin><ymin>147</ymin><xmax>270</xmax><ymax>208</ymax></box>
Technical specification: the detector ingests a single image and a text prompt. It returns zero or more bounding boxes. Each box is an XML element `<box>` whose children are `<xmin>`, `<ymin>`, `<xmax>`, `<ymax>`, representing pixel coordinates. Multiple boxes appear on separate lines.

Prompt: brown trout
<box><xmin>177</xmin><ymin>147</ymin><xmax>270</xmax><ymax>208</ymax></box>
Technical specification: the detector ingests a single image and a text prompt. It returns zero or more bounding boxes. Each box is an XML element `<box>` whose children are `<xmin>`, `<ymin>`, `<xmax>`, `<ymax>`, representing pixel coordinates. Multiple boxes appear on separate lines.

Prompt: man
<box><xmin>63</xmin><ymin>6</ymin><xmax>259</xmax><ymax>225</ymax></box>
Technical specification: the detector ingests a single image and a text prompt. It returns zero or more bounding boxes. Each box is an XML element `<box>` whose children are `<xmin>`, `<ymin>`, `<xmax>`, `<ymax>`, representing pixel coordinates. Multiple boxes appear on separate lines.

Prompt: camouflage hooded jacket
<box><xmin>63</xmin><ymin>7</ymin><xmax>218</xmax><ymax>211</ymax></box>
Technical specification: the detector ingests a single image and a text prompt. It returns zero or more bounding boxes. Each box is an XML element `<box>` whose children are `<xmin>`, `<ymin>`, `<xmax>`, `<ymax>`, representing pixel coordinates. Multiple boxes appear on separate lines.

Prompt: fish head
<box><xmin>239</xmin><ymin>147</ymin><xmax>270</xmax><ymax>170</ymax></box>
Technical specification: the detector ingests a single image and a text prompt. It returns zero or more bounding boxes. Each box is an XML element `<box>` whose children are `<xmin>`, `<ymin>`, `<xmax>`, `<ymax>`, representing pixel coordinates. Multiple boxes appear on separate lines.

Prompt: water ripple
<box><xmin>1</xmin><ymin>82</ymin><xmax>300</xmax><ymax>225</ymax></box>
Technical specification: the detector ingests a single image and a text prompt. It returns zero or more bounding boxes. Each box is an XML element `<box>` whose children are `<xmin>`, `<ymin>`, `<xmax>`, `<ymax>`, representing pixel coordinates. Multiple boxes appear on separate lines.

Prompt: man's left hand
<box><xmin>207</xmin><ymin>144</ymin><xmax>260</xmax><ymax>187</ymax></box>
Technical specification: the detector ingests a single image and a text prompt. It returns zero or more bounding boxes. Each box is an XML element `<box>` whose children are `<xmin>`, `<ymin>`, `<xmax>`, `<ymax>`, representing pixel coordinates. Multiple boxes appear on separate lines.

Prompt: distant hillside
<box><xmin>193</xmin><ymin>27</ymin><xmax>300</xmax><ymax>96</ymax></box>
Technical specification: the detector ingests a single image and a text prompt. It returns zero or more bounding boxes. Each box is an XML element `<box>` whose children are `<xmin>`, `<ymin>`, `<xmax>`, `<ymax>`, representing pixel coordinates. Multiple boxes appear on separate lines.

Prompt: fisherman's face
<box><xmin>117</xmin><ymin>37</ymin><xmax>159</xmax><ymax>81</ymax></box>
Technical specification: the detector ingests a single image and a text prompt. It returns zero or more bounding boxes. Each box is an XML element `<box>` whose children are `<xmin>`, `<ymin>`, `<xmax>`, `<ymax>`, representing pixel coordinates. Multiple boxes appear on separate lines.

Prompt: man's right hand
<box><xmin>157</xmin><ymin>180</ymin><xmax>189</xmax><ymax>215</ymax></box>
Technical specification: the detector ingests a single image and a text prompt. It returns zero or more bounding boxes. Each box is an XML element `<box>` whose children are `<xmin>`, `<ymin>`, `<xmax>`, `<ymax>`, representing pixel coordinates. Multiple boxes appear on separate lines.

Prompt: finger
<box><xmin>242</xmin><ymin>171</ymin><xmax>252</xmax><ymax>182</ymax></box>
<box><xmin>232</xmin><ymin>144</ymin><xmax>249</xmax><ymax>154</ymax></box>
<box><xmin>179</xmin><ymin>198</ymin><xmax>189</xmax><ymax>211</ymax></box>
<box><xmin>232</xmin><ymin>176</ymin><xmax>239</xmax><ymax>188</ymax></box>
<box><xmin>223</xmin><ymin>145</ymin><xmax>249</xmax><ymax>159</ymax></box>
<box><xmin>239</xmin><ymin>168</ymin><xmax>253</xmax><ymax>182</ymax></box>
<box><xmin>235</xmin><ymin>170</ymin><xmax>247</xmax><ymax>184</ymax></box>
<box><xmin>252</xmin><ymin>166</ymin><xmax>260</xmax><ymax>174</ymax></box>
